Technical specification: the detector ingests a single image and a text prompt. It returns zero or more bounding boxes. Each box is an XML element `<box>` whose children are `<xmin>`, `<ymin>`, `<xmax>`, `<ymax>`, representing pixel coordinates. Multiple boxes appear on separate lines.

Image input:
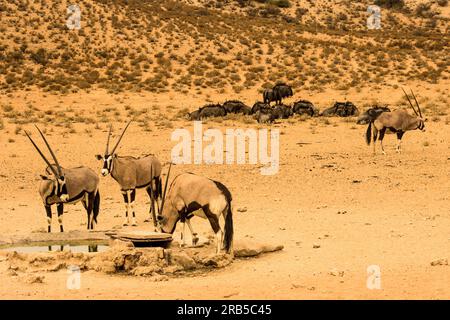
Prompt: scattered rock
<box><xmin>312</xmin><ymin>243</ymin><xmax>321</xmax><ymax>249</ymax></box>
<box><xmin>431</xmin><ymin>258</ymin><xmax>448</xmax><ymax>266</ymax></box>
<box><xmin>133</xmin><ymin>265</ymin><xmax>162</xmax><ymax>276</ymax></box>
<box><xmin>329</xmin><ymin>269</ymin><xmax>345</xmax><ymax>277</ymax></box>
<box><xmin>169</xmin><ymin>252</ymin><xmax>197</xmax><ymax>270</ymax></box>
<box><xmin>6</xmin><ymin>269</ymin><xmax>18</xmax><ymax>277</ymax></box>
<box><xmin>151</xmin><ymin>274</ymin><xmax>169</xmax><ymax>282</ymax></box>
<box><xmin>223</xmin><ymin>292</ymin><xmax>239</xmax><ymax>298</ymax></box>
<box><xmin>24</xmin><ymin>274</ymin><xmax>45</xmax><ymax>284</ymax></box>
<box><xmin>237</xmin><ymin>207</ymin><xmax>247</xmax><ymax>213</ymax></box>
<box><xmin>202</xmin><ymin>254</ymin><xmax>233</xmax><ymax>268</ymax></box>
<box><xmin>233</xmin><ymin>239</ymin><xmax>284</xmax><ymax>258</ymax></box>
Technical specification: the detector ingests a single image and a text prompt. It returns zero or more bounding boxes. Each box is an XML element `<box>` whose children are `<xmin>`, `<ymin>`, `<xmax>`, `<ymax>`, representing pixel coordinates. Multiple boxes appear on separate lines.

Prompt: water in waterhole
<box><xmin>1</xmin><ymin>241</ymin><xmax>109</xmax><ymax>253</ymax></box>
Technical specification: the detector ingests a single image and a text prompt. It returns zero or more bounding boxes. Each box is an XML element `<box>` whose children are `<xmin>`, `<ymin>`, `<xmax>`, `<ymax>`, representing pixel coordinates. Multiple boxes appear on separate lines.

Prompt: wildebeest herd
<box><xmin>187</xmin><ymin>83</ymin><xmax>362</xmax><ymax>124</ymax></box>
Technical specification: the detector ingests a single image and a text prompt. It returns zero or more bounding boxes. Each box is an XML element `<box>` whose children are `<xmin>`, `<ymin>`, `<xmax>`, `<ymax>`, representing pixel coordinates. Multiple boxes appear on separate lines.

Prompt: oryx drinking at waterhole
<box><xmin>157</xmin><ymin>165</ymin><xmax>234</xmax><ymax>255</ymax></box>
<box><xmin>25</xmin><ymin>126</ymin><xmax>100</xmax><ymax>232</ymax></box>
<box><xmin>366</xmin><ymin>88</ymin><xmax>427</xmax><ymax>154</ymax></box>
<box><xmin>96</xmin><ymin>121</ymin><xmax>162</xmax><ymax>227</ymax></box>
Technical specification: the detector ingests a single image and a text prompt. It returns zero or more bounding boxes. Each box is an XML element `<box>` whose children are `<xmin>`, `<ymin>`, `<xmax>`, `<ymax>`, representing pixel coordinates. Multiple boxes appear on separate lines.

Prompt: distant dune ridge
<box><xmin>0</xmin><ymin>0</ymin><xmax>448</xmax><ymax>95</ymax></box>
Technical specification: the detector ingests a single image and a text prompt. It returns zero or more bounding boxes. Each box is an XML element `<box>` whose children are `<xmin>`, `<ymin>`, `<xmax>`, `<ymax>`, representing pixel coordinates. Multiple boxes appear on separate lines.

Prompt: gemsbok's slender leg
<box><xmin>57</xmin><ymin>204</ymin><xmax>64</xmax><ymax>232</ymax></box>
<box><xmin>122</xmin><ymin>190</ymin><xmax>130</xmax><ymax>226</ymax></box>
<box><xmin>186</xmin><ymin>218</ymin><xmax>199</xmax><ymax>246</ymax></box>
<box><xmin>396</xmin><ymin>131</ymin><xmax>404</xmax><ymax>153</ymax></box>
<box><xmin>130</xmin><ymin>189</ymin><xmax>137</xmax><ymax>226</ymax></box>
<box><xmin>372</xmin><ymin>127</ymin><xmax>378</xmax><ymax>154</ymax></box>
<box><xmin>45</xmin><ymin>205</ymin><xmax>52</xmax><ymax>233</ymax></box>
<box><xmin>86</xmin><ymin>192</ymin><xmax>95</xmax><ymax>229</ymax></box>
<box><xmin>379</xmin><ymin>128</ymin><xmax>387</xmax><ymax>155</ymax></box>
<box><xmin>203</xmin><ymin>205</ymin><xmax>223</xmax><ymax>254</ymax></box>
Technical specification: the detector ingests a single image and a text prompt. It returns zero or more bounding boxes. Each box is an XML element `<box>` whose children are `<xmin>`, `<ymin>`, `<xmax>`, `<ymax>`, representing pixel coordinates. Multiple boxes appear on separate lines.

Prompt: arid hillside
<box><xmin>0</xmin><ymin>0</ymin><xmax>449</xmax><ymax>96</ymax></box>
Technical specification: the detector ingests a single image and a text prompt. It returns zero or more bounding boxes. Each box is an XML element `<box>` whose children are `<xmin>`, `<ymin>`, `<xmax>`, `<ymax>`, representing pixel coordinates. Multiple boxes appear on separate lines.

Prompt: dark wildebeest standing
<box><xmin>321</xmin><ymin>101</ymin><xmax>359</xmax><ymax>117</ymax></box>
<box><xmin>272</xmin><ymin>83</ymin><xmax>293</xmax><ymax>104</ymax></box>
<box><xmin>222</xmin><ymin>100</ymin><xmax>251</xmax><ymax>115</ymax></box>
<box><xmin>263</xmin><ymin>89</ymin><xmax>278</xmax><ymax>105</ymax></box>
<box><xmin>356</xmin><ymin>106</ymin><xmax>391</xmax><ymax>124</ymax></box>
<box><xmin>293</xmin><ymin>100</ymin><xmax>319</xmax><ymax>117</ymax></box>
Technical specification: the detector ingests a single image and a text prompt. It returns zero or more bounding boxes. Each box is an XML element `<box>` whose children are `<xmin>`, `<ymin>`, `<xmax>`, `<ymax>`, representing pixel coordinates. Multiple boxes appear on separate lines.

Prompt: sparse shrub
<box><xmin>374</xmin><ymin>0</ymin><xmax>405</xmax><ymax>9</ymax></box>
<box><xmin>30</xmin><ymin>48</ymin><xmax>49</xmax><ymax>65</ymax></box>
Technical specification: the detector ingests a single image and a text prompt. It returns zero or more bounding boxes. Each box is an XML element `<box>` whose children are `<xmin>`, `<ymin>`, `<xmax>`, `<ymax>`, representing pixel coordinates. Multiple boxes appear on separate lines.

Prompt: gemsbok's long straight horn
<box><xmin>159</xmin><ymin>162</ymin><xmax>172</xmax><ymax>215</ymax></box>
<box><xmin>401</xmin><ymin>87</ymin><xmax>419</xmax><ymax>117</ymax></box>
<box><xmin>105</xmin><ymin>124</ymin><xmax>112</xmax><ymax>155</ymax></box>
<box><xmin>110</xmin><ymin>120</ymin><xmax>132</xmax><ymax>155</ymax></box>
<box><xmin>25</xmin><ymin>131</ymin><xmax>60</xmax><ymax>178</ymax></box>
<box><xmin>34</xmin><ymin>125</ymin><xmax>62</xmax><ymax>176</ymax></box>
<box><xmin>410</xmin><ymin>89</ymin><xmax>423</xmax><ymax>118</ymax></box>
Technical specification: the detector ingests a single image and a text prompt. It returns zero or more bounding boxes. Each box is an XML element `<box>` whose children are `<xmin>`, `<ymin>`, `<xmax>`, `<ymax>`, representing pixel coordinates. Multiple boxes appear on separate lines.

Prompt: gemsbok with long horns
<box><xmin>96</xmin><ymin>121</ymin><xmax>162</xmax><ymax>227</ymax></box>
<box><xmin>157</xmin><ymin>165</ymin><xmax>234</xmax><ymax>255</ymax></box>
<box><xmin>366</xmin><ymin>88</ymin><xmax>426</xmax><ymax>154</ymax></box>
<box><xmin>25</xmin><ymin>126</ymin><xmax>100</xmax><ymax>232</ymax></box>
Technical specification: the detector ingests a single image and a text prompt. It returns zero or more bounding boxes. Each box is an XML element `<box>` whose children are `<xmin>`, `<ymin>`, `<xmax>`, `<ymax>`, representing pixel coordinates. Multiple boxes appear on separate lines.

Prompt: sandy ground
<box><xmin>0</xmin><ymin>88</ymin><xmax>449</xmax><ymax>299</ymax></box>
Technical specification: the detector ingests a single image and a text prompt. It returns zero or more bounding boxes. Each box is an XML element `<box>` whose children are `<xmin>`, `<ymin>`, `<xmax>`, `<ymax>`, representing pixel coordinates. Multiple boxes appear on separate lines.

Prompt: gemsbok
<box><xmin>25</xmin><ymin>126</ymin><xmax>100</xmax><ymax>232</ymax></box>
<box><xmin>96</xmin><ymin>121</ymin><xmax>162</xmax><ymax>227</ymax></box>
<box><xmin>157</xmin><ymin>165</ymin><xmax>234</xmax><ymax>255</ymax></box>
<box><xmin>366</xmin><ymin>88</ymin><xmax>426</xmax><ymax>154</ymax></box>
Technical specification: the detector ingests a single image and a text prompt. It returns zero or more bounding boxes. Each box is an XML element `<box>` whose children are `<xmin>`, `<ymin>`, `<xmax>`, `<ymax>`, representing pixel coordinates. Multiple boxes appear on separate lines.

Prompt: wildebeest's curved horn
<box><xmin>410</xmin><ymin>89</ymin><xmax>423</xmax><ymax>118</ymax></box>
<box><xmin>105</xmin><ymin>124</ymin><xmax>112</xmax><ymax>155</ymax></box>
<box><xmin>25</xmin><ymin>131</ymin><xmax>60</xmax><ymax>178</ymax></box>
<box><xmin>159</xmin><ymin>162</ymin><xmax>172</xmax><ymax>215</ymax></box>
<box><xmin>110</xmin><ymin>121</ymin><xmax>132</xmax><ymax>155</ymax></box>
<box><xmin>34</xmin><ymin>125</ymin><xmax>62</xmax><ymax>176</ymax></box>
<box><xmin>401</xmin><ymin>87</ymin><xmax>419</xmax><ymax>116</ymax></box>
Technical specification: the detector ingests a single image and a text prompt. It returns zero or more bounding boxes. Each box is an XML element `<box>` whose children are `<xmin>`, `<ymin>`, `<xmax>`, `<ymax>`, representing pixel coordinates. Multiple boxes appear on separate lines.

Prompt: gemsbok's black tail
<box><xmin>157</xmin><ymin>176</ymin><xmax>162</xmax><ymax>199</ymax></box>
<box><xmin>224</xmin><ymin>200</ymin><xmax>234</xmax><ymax>254</ymax></box>
<box><xmin>366</xmin><ymin>121</ymin><xmax>373</xmax><ymax>145</ymax></box>
<box><xmin>213</xmin><ymin>180</ymin><xmax>234</xmax><ymax>254</ymax></box>
<box><xmin>93</xmin><ymin>190</ymin><xmax>100</xmax><ymax>224</ymax></box>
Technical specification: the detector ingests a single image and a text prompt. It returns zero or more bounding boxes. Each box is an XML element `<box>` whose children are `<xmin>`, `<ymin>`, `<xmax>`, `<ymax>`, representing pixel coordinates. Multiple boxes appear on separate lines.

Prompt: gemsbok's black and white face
<box><xmin>95</xmin><ymin>154</ymin><xmax>114</xmax><ymax>176</ymax></box>
<box><xmin>157</xmin><ymin>201</ymin><xmax>179</xmax><ymax>234</ymax></box>
<box><xmin>41</xmin><ymin>174</ymin><xmax>69</xmax><ymax>202</ymax></box>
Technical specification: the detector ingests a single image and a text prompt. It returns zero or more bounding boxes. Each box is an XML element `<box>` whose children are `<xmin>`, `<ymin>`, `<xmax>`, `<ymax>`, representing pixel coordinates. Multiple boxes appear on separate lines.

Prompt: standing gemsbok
<box><xmin>25</xmin><ymin>126</ymin><xmax>100</xmax><ymax>232</ymax></box>
<box><xmin>96</xmin><ymin>121</ymin><xmax>162</xmax><ymax>227</ymax></box>
<box><xmin>366</xmin><ymin>88</ymin><xmax>427</xmax><ymax>154</ymax></box>
<box><xmin>157</xmin><ymin>165</ymin><xmax>234</xmax><ymax>255</ymax></box>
